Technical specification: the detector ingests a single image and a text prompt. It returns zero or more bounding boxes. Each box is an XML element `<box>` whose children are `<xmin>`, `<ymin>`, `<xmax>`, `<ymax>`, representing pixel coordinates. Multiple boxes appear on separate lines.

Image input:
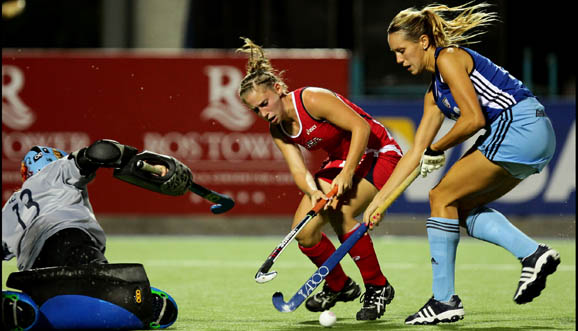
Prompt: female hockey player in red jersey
<box><xmin>237</xmin><ymin>37</ymin><xmax>401</xmax><ymax>320</ymax></box>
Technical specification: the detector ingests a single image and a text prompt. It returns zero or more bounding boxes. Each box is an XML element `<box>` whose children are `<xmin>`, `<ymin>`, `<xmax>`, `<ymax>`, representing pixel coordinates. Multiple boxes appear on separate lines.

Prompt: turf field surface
<box><xmin>2</xmin><ymin>236</ymin><xmax>575</xmax><ymax>330</ymax></box>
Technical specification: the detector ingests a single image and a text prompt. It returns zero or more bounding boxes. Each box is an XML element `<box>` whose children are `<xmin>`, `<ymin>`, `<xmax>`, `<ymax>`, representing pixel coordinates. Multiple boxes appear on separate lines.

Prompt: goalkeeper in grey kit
<box><xmin>2</xmin><ymin>139</ymin><xmax>196</xmax><ymax>331</ymax></box>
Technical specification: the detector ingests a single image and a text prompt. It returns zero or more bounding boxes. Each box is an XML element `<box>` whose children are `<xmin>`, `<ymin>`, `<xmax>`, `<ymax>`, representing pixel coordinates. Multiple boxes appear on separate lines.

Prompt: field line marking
<box><xmin>142</xmin><ymin>260</ymin><xmax>575</xmax><ymax>271</ymax></box>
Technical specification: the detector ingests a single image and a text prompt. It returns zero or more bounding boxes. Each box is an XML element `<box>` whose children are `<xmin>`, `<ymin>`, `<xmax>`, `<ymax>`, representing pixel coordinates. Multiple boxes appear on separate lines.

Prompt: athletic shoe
<box><xmin>150</xmin><ymin>287</ymin><xmax>178</xmax><ymax>329</ymax></box>
<box><xmin>405</xmin><ymin>295</ymin><xmax>464</xmax><ymax>325</ymax></box>
<box><xmin>356</xmin><ymin>282</ymin><xmax>395</xmax><ymax>320</ymax></box>
<box><xmin>514</xmin><ymin>244</ymin><xmax>561</xmax><ymax>304</ymax></box>
<box><xmin>2</xmin><ymin>291</ymin><xmax>38</xmax><ymax>331</ymax></box>
<box><xmin>305</xmin><ymin>277</ymin><xmax>361</xmax><ymax>312</ymax></box>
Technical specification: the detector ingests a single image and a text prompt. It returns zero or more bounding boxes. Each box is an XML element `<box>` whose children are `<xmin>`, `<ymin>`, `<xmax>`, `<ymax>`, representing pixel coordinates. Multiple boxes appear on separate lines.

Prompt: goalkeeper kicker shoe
<box><xmin>514</xmin><ymin>244</ymin><xmax>560</xmax><ymax>304</ymax></box>
<box><xmin>356</xmin><ymin>282</ymin><xmax>395</xmax><ymax>320</ymax></box>
<box><xmin>150</xmin><ymin>287</ymin><xmax>178</xmax><ymax>329</ymax></box>
<box><xmin>405</xmin><ymin>295</ymin><xmax>464</xmax><ymax>325</ymax></box>
<box><xmin>305</xmin><ymin>277</ymin><xmax>361</xmax><ymax>312</ymax></box>
<box><xmin>2</xmin><ymin>291</ymin><xmax>39</xmax><ymax>331</ymax></box>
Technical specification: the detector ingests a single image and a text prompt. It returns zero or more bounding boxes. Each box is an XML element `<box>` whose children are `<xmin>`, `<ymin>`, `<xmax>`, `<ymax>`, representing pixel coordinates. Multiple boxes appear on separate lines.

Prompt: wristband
<box><xmin>425</xmin><ymin>146</ymin><xmax>443</xmax><ymax>156</ymax></box>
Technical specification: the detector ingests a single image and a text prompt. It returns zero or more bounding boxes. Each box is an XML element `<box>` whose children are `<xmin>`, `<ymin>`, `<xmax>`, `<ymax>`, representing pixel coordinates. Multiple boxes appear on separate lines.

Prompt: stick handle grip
<box><xmin>372</xmin><ymin>166</ymin><xmax>420</xmax><ymax>218</ymax></box>
<box><xmin>136</xmin><ymin>160</ymin><xmax>163</xmax><ymax>175</ymax></box>
<box><xmin>311</xmin><ymin>186</ymin><xmax>339</xmax><ymax>213</ymax></box>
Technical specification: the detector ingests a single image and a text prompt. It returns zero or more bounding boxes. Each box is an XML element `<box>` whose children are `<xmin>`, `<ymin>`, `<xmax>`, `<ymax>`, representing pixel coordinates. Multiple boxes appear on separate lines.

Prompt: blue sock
<box><xmin>426</xmin><ymin>217</ymin><xmax>460</xmax><ymax>302</ymax></box>
<box><xmin>466</xmin><ymin>207</ymin><xmax>538</xmax><ymax>259</ymax></box>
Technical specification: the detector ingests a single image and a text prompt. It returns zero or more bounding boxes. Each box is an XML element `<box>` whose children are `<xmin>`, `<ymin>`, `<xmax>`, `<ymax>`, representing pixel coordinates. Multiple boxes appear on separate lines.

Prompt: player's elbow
<box><xmin>462</xmin><ymin>115</ymin><xmax>486</xmax><ymax>134</ymax></box>
<box><xmin>471</xmin><ymin>117</ymin><xmax>486</xmax><ymax>132</ymax></box>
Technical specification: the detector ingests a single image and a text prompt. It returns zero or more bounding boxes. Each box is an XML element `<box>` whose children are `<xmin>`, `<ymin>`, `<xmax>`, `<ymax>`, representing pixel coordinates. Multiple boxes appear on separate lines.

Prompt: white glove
<box><xmin>420</xmin><ymin>147</ymin><xmax>445</xmax><ymax>177</ymax></box>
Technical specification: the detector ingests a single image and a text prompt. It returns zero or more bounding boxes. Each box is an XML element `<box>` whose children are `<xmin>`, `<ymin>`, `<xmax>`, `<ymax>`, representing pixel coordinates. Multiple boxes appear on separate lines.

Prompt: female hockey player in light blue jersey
<box><xmin>2</xmin><ymin>141</ymin><xmax>178</xmax><ymax>330</ymax></box>
<box><xmin>363</xmin><ymin>2</ymin><xmax>560</xmax><ymax>325</ymax></box>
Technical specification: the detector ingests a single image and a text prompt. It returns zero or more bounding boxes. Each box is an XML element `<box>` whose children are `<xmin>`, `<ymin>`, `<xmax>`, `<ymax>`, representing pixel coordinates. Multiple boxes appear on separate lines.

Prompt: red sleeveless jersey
<box><xmin>278</xmin><ymin>87</ymin><xmax>402</xmax><ymax>189</ymax></box>
<box><xmin>279</xmin><ymin>87</ymin><xmax>402</xmax><ymax>160</ymax></box>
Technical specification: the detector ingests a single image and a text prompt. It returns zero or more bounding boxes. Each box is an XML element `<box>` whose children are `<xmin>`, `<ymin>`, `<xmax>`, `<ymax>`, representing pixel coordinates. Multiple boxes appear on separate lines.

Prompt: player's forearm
<box><xmin>432</xmin><ymin>115</ymin><xmax>484</xmax><ymax>151</ymax></box>
<box><xmin>342</xmin><ymin>122</ymin><xmax>370</xmax><ymax>174</ymax></box>
<box><xmin>291</xmin><ymin>170</ymin><xmax>319</xmax><ymax>197</ymax></box>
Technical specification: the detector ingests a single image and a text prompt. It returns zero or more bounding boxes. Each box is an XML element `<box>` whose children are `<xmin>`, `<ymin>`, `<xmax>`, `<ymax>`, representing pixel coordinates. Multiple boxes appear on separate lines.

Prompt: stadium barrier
<box><xmin>2</xmin><ymin>50</ymin><xmax>574</xmax><ymax>221</ymax></box>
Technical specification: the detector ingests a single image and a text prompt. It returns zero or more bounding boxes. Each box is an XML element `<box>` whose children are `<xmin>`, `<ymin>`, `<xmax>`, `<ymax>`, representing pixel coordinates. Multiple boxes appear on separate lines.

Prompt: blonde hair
<box><xmin>388</xmin><ymin>2</ymin><xmax>498</xmax><ymax>47</ymax></box>
<box><xmin>236</xmin><ymin>37</ymin><xmax>288</xmax><ymax>99</ymax></box>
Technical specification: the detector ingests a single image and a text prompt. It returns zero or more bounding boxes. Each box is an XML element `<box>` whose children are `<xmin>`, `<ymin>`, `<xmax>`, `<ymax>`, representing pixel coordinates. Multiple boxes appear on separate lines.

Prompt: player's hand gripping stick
<box><xmin>254</xmin><ymin>186</ymin><xmax>339</xmax><ymax>284</ymax></box>
<box><xmin>271</xmin><ymin>165</ymin><xmax>420</xmax><ymax>312</ymax></box>
<box><xmin>136</xmin><ymin>160</ymin><xmax>235</xmax><ymax>214</ymax></box>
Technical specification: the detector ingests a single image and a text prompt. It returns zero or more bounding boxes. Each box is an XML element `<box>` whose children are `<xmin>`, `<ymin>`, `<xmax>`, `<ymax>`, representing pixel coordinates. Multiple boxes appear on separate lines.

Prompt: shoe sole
<box><xmin>514</xmin><ymin>249</ymin><xmax>560</xmax><ymax>304</ymax></box>
<box><xmin>405</xmin><ymin>308</ymin><xmax>465</xmax><ymax>325</ymax></box>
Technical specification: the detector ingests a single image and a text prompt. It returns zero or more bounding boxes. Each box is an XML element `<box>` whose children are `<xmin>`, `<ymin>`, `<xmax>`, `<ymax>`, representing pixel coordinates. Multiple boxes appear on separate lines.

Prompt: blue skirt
<box><xmin>476</xmin><ymin>97</ymin><xmax>556</xmax><ymax>179</ymax></box>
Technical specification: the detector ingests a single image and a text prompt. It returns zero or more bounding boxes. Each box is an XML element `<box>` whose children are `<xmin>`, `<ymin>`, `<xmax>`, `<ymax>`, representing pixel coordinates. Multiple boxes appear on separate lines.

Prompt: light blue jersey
<box><xmin>432</xmin><ymin>47</ymin><xmax>534</xmax><ymax>123</ymax></box>
<box><xmin>431</xmin><ymin>47</ymin><xmax>555</xmax><ymax>179</ymax></box>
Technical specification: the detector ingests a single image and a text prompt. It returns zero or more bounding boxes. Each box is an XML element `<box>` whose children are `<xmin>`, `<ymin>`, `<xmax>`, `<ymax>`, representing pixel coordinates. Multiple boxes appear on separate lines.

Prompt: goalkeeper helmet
<box><xmin>21</xmin><ymin>146</ymin><xmax>68</xmax><ymax>182</ymax></box>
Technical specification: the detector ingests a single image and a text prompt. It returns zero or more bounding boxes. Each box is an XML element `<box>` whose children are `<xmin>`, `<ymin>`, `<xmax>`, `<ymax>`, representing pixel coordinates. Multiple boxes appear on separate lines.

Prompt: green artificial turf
<box><xmin>3</xmin><ymin>236</ymin><xmax>575</xmax><ymax>330</ymax></box>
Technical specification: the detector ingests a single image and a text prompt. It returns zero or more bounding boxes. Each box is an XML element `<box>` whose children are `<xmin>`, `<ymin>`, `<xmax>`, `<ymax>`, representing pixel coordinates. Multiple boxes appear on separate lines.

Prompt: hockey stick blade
<box><xmin>272</xmin><ymin>222</ymin><xmax>368</xmax><ymax>312</ymax></box>
<box><xmin>255</xmin><ymin>259</ymin><xmax>278</xmax><ymax>283</ymax></box>
<box><xmin>189</xmin><ymin>182</ymin><xmax>235</xmax><ymax>214</ymax></box>
<box><xmin>255</xmin><ymin>187</ymin><xmax>338</xmax><ymax>284</ymax></box>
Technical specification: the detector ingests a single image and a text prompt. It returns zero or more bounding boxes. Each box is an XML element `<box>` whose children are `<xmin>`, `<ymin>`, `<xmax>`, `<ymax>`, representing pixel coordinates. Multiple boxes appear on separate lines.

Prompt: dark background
<box><xmin>3</xmin><ymin>0</ymin><xmax>575</xmax><ymax>99</ymax></box>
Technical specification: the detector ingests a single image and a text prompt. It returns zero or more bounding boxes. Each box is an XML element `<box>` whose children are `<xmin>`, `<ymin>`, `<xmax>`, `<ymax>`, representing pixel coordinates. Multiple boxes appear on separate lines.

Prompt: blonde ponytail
<box><xmin>388</xmin><ymin>2</ymin><xmax>498</xmax><ymax>47</ymax></box>
<box><xmin>237</xmin><ymin>37</ymin><xmax>288</xmax><ymax>98</ymax></box>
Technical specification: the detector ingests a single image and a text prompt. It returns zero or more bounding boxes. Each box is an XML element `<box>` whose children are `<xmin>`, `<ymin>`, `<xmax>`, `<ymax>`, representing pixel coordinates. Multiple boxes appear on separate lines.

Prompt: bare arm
<box><xmin>302</xmin><ymin>88</ymin><xmax>370</xmax><ymax>197</ymax></box>
<box><xmin>363</xmin><ymin>90</ymin><xmax>444</xmax><ymax>227</ymax></box>
<box><xmin>270</xmin><ymin>125</ymin><xmax>327</xmax><ymax>206</ymax></box>
<box><xmin>430</xmin><ymin>48</ymin><xmax>486</xmax><ymax>152</ymax></box>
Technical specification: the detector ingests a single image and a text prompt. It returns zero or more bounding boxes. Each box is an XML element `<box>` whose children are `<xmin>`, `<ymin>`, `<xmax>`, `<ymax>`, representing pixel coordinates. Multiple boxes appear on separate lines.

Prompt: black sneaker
<box><xmin>356</xmin><ymin>282</ymin><xmax>395</xmax><ymax>320</ymax></box>
<box><xmin>305</xmin><ymin>277</ymin><xmax>361</xmax><ymax>312</ymax></box>
<box><xmin>150</xmin><ymin>287</ymin><xmax>178</xmax><ymax>329</ymax></box>
<box><xmin>514</xmin><ymin>244</ymin><xmax>560</xmax><ymax>304</ymax></box>
<box><xmin>405</xmin><ymin>295</ymin><xmax>464</xmax><ymax>325</ymax></box>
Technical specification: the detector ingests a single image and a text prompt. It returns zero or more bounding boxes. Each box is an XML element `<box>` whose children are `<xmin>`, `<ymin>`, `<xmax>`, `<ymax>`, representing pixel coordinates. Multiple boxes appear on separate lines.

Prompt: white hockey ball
<box><xmin>319</xmin><ymin>310</ymin><xmax>336</xmax><ymax>327</ymax></box>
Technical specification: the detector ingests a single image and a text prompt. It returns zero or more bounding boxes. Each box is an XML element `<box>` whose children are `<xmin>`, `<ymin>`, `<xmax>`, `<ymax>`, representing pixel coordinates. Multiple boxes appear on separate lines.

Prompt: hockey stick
<box><xmin>137</xmin><ymin>160</ymin><xmax>235</xmax><ymax>214</ymax></box>
<box><xmin>255</xmin><ymin>186</ymin><xmax>339</xmax><ymax>284</ymax></box>
<box><xmin>272</xmin><ymin>165</ymin><xmax>420</xmax><ymax>312</ymax></box>
<box><xmin>272</xmin><ymin>222</ymin><xmax>368</xmax><ymax>312</ymax></box>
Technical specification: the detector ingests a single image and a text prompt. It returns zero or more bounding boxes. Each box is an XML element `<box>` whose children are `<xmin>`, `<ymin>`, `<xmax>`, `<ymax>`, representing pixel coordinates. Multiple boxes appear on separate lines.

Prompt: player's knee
<box><xmin>428</xmin><ymin>187</ymin><xmax>441</xmax><ymax>209</ymax></box>
<box><xmin>296</xmin><ymin>231</ymin><xmax>322</xmax><ymax>248</ymax></box>
<box><xmin>428</xmin><ymin>186</ymin><xmax>456</xmax><ymax>212</ymax></box>
<box><xmin>329</xmin><ymin>216</ymin><xmax>356</xmax><ymax>237</ymax></box>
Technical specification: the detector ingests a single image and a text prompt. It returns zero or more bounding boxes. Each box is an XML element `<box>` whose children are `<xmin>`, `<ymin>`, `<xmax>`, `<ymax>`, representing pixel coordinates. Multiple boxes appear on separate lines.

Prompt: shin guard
<box><xmin>299</xmin><ymin>233</ymin><xmax>349</xmax><ymax>292</ymax></box>
<box><xmin>339</xmin><ymin>224</ymin><xmax>386</xmax><ymax>286</ymax></box>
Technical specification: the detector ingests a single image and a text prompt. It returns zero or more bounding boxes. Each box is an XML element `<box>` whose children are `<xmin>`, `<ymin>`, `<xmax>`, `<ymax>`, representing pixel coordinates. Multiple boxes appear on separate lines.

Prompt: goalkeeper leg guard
<box><xmin>6</xmin><ymin>264</ymin><xmax>155</xmax><ymax>330</ymax></box>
